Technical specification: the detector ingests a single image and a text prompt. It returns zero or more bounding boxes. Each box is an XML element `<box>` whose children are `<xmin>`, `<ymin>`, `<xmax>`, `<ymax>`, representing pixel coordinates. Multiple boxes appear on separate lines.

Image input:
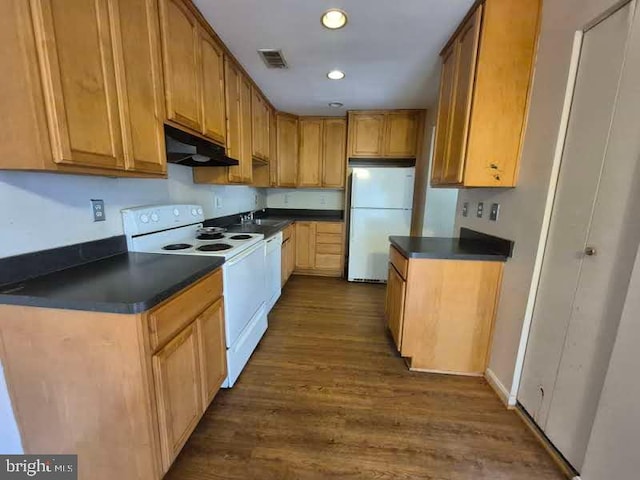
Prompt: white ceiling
<box><xmin>194</xmin><ymin>0</ymin><xmax>474</xmax><ymax>116</ymax></box>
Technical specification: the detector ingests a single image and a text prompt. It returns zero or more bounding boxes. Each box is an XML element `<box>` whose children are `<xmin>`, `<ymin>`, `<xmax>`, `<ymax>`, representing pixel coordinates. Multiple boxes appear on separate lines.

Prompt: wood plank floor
<box><xmin>166</xmin><ymin>276</ymin><xmax>565</xmax><ymax>480</ymax></box>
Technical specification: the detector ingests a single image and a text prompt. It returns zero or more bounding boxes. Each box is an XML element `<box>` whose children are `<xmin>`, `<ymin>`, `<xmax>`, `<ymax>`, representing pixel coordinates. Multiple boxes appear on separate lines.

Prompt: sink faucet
<box><xmin>240</xmin><ymin>211</ymin><xmax>255</xmax><ymax>224</ymax></box>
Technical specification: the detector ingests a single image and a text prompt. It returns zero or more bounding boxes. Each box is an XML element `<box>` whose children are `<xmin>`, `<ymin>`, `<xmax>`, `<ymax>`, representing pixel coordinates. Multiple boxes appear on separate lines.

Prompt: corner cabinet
<box><xmin>0</xmin><ymin>0</ymin><xmax>167</xmax><ymax>176</ymax></box>
<box><xmin>347</xmin><ymin>110</ymin><xmax>424</xmax><ymax>159</ymax></box>
<box><xmin>298</xmin><ymin>117</ymin><xmax>347</xmax><ymax>189</ymax></box>
<box><xmin>431</xmin><ymin>0</ymin><xmax>541</xmax><ymax>187</ymax></box>
<box><xmin>385</xmin><ymin>246</ymin><xmax>503</xmax><ymax>375</ymax></box>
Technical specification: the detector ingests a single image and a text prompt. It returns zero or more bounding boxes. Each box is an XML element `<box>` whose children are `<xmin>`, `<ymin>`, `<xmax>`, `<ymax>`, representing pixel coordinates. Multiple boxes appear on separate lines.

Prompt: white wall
<box><xmin>0</xmin><ymin>164</ymin><xmax>265</xmax><ymax>258</ymax></box>
<box><xmin>454</xmin><ymin>0</ymin><xmax>630</xmax><ymax>396</ymax></box>
<box><xmin>266</xmin><ymin>188</ymin><xmax>344</xmax><ymax>210</ymax></box>
<box><xmin>581</xmin><ymin>245</ymin><xmax>640</xmax><ymax>479</ymax></box>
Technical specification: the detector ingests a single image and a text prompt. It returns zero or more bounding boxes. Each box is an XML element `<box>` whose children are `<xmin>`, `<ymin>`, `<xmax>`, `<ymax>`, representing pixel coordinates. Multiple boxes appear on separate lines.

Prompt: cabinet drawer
<box><xmin>389</xmin><ymin>246</ymin><xmax>408</xmax><ymax>279</ymax></box>
<box><xmin>316</xmin><ymin>222</ymin><xmax>344</xmax><ymax>234</ymax></box>
<box><xmin>316</xmin><ymin>243</ymin><xmax>343</xmax><ymax>255</ymax></box>
<box><xmin>315</xmin><ymin>254</ymin><xmax>342</xmax><ymax>270</ymax></box>
<box><xmin>316</xmin><ymin>233</ymin><xmax>343</xmax><ymax>245</ymax></box>
<box><xmin>149</xmin><ymin>269</ymin><xmax>223</xmax><ymax>351</ymax></box>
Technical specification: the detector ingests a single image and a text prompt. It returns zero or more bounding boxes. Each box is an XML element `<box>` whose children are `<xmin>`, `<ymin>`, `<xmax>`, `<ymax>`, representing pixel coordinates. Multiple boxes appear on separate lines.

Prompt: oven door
<box><xmin>222</xmin><ymin>241</ymin><xmax>266</xmax><ymax>348</ymax></box>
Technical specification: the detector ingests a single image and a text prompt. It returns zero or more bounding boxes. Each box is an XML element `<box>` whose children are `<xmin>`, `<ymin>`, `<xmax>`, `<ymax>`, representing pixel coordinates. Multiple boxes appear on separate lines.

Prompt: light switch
<box><xmin>476</xmin><ymin>202</ymin><xmax>484</xmax><ymax>218</ymax></box>
<box><xmin>490</xmin><ymin>203</ymin><xmax>500</xmax><ymax>221</ymax></box>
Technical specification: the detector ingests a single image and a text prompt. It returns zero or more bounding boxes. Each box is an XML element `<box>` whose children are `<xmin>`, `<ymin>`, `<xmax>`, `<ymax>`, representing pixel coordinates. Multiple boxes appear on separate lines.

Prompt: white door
<box><xmin>348</xmin><ymin>208</ymin><xmax>412</xmax><ymax>282</ymax></box>
<box><xmin>519</xmin><ymin>1</ymin><xmax>640</xmax><ymax>471</ymax></box>
<box><xmin>350</xmin><ymin>167</ymin><xmax>415</xmax><ymax>209</ymax></box>
<box><xmin>223</xmin><ymin>242</ymin><xmax>266</xmax><ymax>347</ymax></box>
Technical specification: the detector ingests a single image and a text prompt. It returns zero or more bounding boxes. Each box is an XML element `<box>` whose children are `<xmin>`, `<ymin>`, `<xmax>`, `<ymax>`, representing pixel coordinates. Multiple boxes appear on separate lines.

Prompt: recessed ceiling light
<box><xmin>327</xmin><ymin>70</ymin><xmax>345</xmax><ymax>80</ymax></box>
<box><xmin>321</xmin><ymin>9</ymin><xmax>348</xmax><ymax>30</ymax></box>
<box><xmin>328</xmin><ymin>102</ymin><xmax>344</xmax><ymax>108</ymax></box>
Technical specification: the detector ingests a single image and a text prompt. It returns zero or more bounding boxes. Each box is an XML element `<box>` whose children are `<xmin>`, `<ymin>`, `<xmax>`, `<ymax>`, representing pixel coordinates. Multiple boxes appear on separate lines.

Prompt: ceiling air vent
<box><xmin>258</xmin><ymin>49</ymin><xmax>288</xmax><ymax>69</ymax></box>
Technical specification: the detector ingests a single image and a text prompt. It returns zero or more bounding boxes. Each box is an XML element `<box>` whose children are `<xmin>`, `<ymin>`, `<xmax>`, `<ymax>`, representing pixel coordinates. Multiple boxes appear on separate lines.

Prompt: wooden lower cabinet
<box><xmin>281</xmin><ymin>224</ymin><xmax>296</xmax><ymax>286</ymax></box>
<box><xmin>294</xmin><ymin>221</ymin><xmax>344</xmax><ymax>277</ymax></box>
<box><xmin>153</xmin><ymin>321</ymin><xmax>203</xmax><ymax>471</ymax></box>
<box><xmin>385</xmin><ymin>246</ymin><xmax>503</xmax><ymax>375</ymax></box>
<box><xmin>0</xmin><ymin>269</ymin><xmax>227</xmax><ymax>479</ymax></box>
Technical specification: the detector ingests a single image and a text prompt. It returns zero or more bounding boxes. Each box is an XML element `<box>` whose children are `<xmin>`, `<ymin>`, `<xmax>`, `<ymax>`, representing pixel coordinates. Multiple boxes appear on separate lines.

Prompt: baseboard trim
<box><xmin>484</xmin><ymin>368</ymin><xmax>517</xmax><ymax>409</ymax></box>
<box><xmin>515</xmin><ymin>405</ymin><xmax>579</xmax><ymax>479</ymax></box>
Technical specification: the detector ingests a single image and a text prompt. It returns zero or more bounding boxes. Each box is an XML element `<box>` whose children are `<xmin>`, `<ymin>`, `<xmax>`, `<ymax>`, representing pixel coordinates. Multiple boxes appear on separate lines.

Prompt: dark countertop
<box><xmin>210</xmin><ymin>209</ymin><xmax>345</xmax><ymax>238</ymax></box>
<box><xmin>390</xmin><ymin>229</ymin><xmax>513</xmax><ymax>262</ymax></box>
<box><xmin>0</xmin><ymin>252</ymin><xmax>224</xmax><ymax>314</ymax></box>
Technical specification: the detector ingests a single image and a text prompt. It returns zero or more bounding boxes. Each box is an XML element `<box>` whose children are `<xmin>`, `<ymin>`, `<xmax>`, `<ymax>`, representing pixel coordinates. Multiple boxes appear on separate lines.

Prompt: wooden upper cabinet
<box><xmin>251</xmin><ymin>89</ymin><xmax>269</xmax><ymax>161</ymax></box>
<box><xmin>199</xmin><ymin>30</ymin><xmax>226</xmax><ymax>144</ymax></box>
<box><xmin>322</xmin><ymin>118</ymin><xmax>347</xmax><ymax>188</ymax></box>
<box><xmin>224</xmin><ymin>58</ymin><xmax>242</xmax><ymax>180</ymax></box>
<box><xmin>432</xmin><ymin>43</ymin><xmax>458</xmax><ymax>185</ymax></box>
<box><xmin>153</xmin><ymin>322</ymin><xmax>203</xmax><ymax>472</ymax></box>
<box><xmin>277</xmin><ymin>113</ymin><xmax>299</xmax><ymax>187</ymax></box>
<box><xmin>239</xmin><ymin>74</ymin><xmax>253</xmax><ymax>183</ymax></box>
<box><xmin>298</xmin><ymin>118</ymin><xmax>324</xmax><ymax>187</ymax></box>
<box><xmin>348</xmin><ymin>111</ymin><xmax>423</xmax><ymax>159</ymax></box>
<box><xmin>431</xmin><ymin>0</ymin><xmax>541</xmax><ymax>187</ymax></box>
<box><xmin>269</xmin><ymin>107</ymin><xmax>278</xmax><ymax>186</ymax></box>
<box><xmin>348</xmin><ymin>113</ymin><xmax>385</xmax><ymax>157</ymax></box>
<box><xmin>114</xmin><ymin>0</ymin><xmax>167</xmax><ymax>174</ymax></box>
<box><xmin>443</xmin><ymin>6</ymin><xmax>482</xmax><ymax>184</ymax></box>
<box><xmin>30</xmin><ymin>0</ymin><xmax>124</xmax><ymax>170</ymax></box>
<box><xmin>197</xmin><ymin>298</ymin><xmax>227</xmax><ymax>406</ymax></box>
<box><xmin>159</xmin><ymin>0</ymin><xmax>201</xmax><ymax>132</ymax></box>
<box><xmin>385</xmin><ymin>111</ymin><xmax>420</xmax><ymax>158</ymax></box>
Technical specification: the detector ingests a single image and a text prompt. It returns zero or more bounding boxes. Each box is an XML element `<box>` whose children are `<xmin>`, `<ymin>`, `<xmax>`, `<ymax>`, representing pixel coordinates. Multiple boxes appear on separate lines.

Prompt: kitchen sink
<box><xmin>245</xmin><ymin>219</ymin><xmax>288</xmax><ymax>226</ymax></box>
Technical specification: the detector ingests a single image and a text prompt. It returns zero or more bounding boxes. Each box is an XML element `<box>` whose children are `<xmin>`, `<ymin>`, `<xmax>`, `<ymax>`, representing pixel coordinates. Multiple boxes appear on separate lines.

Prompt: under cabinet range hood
<box><xmin>164</xmin><ymin>124</ymin><xmax>239</xmax><ymax>167</ymax></box>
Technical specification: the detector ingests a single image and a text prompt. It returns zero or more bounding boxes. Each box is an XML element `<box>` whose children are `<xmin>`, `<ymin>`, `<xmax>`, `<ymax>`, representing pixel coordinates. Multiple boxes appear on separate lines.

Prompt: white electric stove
<box><xmin>121</xmin><ymin>204</ymin><xmax>268</xmax><ymax>388</ymax></box>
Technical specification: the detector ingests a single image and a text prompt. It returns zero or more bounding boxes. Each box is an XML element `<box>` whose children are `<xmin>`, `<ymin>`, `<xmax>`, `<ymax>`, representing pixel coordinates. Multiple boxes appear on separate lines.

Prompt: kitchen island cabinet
<box><xmin>385</xmin><ymin>232</ymin><xmax>511</xmax><ymax>375</ymax></box>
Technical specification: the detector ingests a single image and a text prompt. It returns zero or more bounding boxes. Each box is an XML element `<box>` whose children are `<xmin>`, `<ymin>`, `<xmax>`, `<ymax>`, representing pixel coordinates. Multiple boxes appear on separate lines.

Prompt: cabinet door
<box><xmin>113</xmin><ymin>0</ymin><xmax>166</xmax><ymax>174</ymax></box>
<box><xmin>252</xmin><ymin>89</ymin><xmax>269</xmax><ymax>160</ymax></box>
<box><xmin>31</xmin><ymin>0</ymin><xmax>124</xmax><ymax>170</ymax></box>
<box><xmin>385</xmin><ymin>264</ymin><xmax>406</xmax><ymax>351</ymax></box>
<box><xmin>153</xmin><ymin>322</ymin><xmax>203</xmax><ymax>472</ymax></box>
<box><xmin>239</xmin><ymin>74</ymin><xmax>253</xmax><ymax>183</ymax></box>
<box><xmin>384</xmin><ymin>112</ymin><xmax>420</xmax><ymax>157</ymax></box>
<box><xmin>443</xmin><ymin>5</ymin><xmax>482</xmax><ymax>184</ymax></box>
<box><xmin>298</xmin><ymin>119</ymin><xmax>324</xmax><ymax>187</ymax></box>
<box><xmin>225</xmin><ymin>59</ymin><xmax>242</xmax><ymax>181</ymax></box>
<box><xmin>288</xmin><ymin>225</ymin><xmax>296</xmax><ymax>279</ymax></box>
<box><xmin>197</xmin><ymin>298</ymin><xmax>227</xmax><ymax>406</ymax></box>
<box><xmin>349</xmin><ymin>114</ymin><xmax>385</xmax><ymax>157</ymax></box>
<box><xmin>159</xmin><ymin>0</ymin><xmax>201</xmax><ymax>132</ymax></box>
<box><xmin>281</xmin><ymin>241</ymin><xmax>288</xmax><ymax>287</ymax></box>
<box><xmin>200</xmin><ymin>30</ymin><xmax>226</xmax><ymax>144</ymax></box>
<box><xmin>295</xmin><ymin>222</ymin><xmax>317</xmax><ymax>270</ymax></box>
<box><xmin>322</xmin><ymin>118</ymin><xmax>347</xmax><ymax>188</ymax></box>
<box><xmin>277</xmin><ymin>114</ymin><xmax>299</xmax><ymax>187</ymax></box>
<box><xmin>269</xmin><ymin>107</ymin><xmax>278</xmax><ymax>186</ymax></box>
<box><xmin>432</xmin><ymin>43</ymin><xmax>458</xmax><ymax>184</ymax></box>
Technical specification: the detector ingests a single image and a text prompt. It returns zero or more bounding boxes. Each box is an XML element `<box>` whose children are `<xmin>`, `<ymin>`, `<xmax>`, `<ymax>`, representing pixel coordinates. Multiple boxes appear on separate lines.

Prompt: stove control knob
<box><xmin>140</xmin><ymin>214</ymin><xmax>150</xmax><ymax>224</ymax></box>
<box><xmin>197</xmin><ymin>207</ymin><xmax>203</xmax><ymax>215</ymax></box>
<box><xmin>151</xmin><ymin>213</ymin><xmax>159</xmax><ymax>222</ymax></box>
<box><xmin>173</xmin><ymin>208</ymin><xmax>180</xmax><ymax>217</ymax></box>
<box><xmin>191</xmin><ymin>208</ymin><xmax>198</xmax><ymax>216</ymax></box>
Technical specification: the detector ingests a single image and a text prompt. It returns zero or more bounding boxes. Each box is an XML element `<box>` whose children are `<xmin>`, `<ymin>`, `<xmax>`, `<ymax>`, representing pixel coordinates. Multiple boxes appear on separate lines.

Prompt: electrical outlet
<box><xmin>254</xmin><ymin>194</ymin><xmax>258</xmax><ymax>206</ymax></box>
<box><xmin>490</xmin><ymin>203</ymin><xmax>500</xmax><ymax>221</ymax></box>
<box><xmin>320</xmin><ymin>195</ymin><xmax>326</xmax><ymax>205</ymax></box>
<box><xmin>462</xmin><ymin>202</ymin><xmax>469</xmax><ymax>217</ymax></box>
<box><xmin>284</xmin><ymin>193</ymin><xmax>290</xmax><ymax>205</ymax></box>
<box><xmin>91</xmin><ymin>199</ymin><xmax>105</xmax><ymax>222</ymax></box>
<box><xmin>476</xmin><ymin>202</ymin><xmax>484</xmax><ymax>218</ymax></box>
<box><xmin>215</xmin><ymin>196</ymin><xmax>222</xmax><ymax>209</ymax></box>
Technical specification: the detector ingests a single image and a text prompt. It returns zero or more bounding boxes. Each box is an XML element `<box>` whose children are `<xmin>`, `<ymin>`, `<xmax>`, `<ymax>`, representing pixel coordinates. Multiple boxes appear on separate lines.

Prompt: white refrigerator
<box><xmin>348</xmin><ymin>167</ymin><xmax>415</xmax><ymax>282</ymax></box>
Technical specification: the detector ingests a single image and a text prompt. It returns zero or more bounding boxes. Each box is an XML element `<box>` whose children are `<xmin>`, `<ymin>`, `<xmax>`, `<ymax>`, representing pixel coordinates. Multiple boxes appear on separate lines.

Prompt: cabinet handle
<box><xmin>490</xmin><ymin>163</ymin><xmax>499</xmax><ymax>170</ymax></box>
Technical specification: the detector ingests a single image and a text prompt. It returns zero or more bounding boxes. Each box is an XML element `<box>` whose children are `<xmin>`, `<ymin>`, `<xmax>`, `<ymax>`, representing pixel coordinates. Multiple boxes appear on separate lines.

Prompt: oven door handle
<box><xmin>224</xmin><ymin>240</ymin><xmax>265</xmax><ymax>267</ymax></box>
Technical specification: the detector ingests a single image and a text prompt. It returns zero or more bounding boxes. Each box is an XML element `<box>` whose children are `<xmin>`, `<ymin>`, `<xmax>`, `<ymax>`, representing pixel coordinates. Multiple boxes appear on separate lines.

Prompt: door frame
<box><xmin>510</xmin><ymin>0</ymin><xmax>637</xmax><ymax>407</ymax></box>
